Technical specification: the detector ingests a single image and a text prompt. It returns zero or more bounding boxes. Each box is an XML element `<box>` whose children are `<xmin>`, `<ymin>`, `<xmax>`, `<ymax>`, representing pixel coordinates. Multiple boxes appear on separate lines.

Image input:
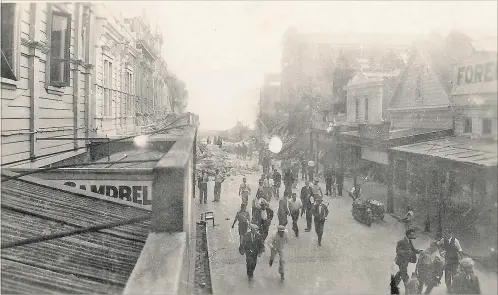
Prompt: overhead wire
<box><xmin>1</xmin><ymin>113</ymin><xmax>186</xmax><ymax>167</ymax></box>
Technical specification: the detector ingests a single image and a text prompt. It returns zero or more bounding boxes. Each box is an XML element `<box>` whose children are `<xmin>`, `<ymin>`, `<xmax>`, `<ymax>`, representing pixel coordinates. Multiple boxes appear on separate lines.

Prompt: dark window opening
<box><xmin>1</xmin><ymin>3</ymin><xmax>17</xmax><ymax>80</ymax></box>
<box><xmin>463</xmin><ymin>117</ymin><xmax>472</xmax><ymax>133</ymax></box>
<box><xmin>50</xmin><ymin>11</ymin><xmax>71</xmax><ymax>86</ymax></box>
<box><xmin>482</xmin><ymin>118</ymin><xmax>492</xmax><ymax>134</ymax></box>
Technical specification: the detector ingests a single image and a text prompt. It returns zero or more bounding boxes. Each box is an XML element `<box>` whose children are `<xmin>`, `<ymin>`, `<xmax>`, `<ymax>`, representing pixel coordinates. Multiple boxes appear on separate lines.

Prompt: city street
<box><xmin>197</xmin><ymin>145</ymin><xmax>498</xmax><ymax>295</ymax></box>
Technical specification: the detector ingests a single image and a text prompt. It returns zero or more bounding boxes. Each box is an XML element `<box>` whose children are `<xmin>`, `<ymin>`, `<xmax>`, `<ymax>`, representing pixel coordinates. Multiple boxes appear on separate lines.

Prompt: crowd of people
<box><xmin>392</xmin><ymin>224</ymin><xmax>481</xmax><ymax>294</ymax></box>
<box><xmin>199</xmin><ymin>140</ymin><xmax>482</xmax><ymax>293</ymax></box>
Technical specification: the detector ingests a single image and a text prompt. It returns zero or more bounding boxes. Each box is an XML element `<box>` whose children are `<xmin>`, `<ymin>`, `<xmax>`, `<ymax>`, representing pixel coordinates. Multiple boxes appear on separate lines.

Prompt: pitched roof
<box><xmin>1</xmin><ymin>175</ymin><xmax>151</xmax><ymax>294</ymax></box>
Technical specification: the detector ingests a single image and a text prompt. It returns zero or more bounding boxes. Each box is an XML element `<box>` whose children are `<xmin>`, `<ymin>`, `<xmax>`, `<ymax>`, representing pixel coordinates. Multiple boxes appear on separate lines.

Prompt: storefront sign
<box><xmin>453</xmin><ymin>58</ymin><xmax>497</xmax><ymax>95</ymax></box>
<box><xmin>58</xmin><ymin>180</ymin><xmax>152</xmax><ymax>206</ymax></box>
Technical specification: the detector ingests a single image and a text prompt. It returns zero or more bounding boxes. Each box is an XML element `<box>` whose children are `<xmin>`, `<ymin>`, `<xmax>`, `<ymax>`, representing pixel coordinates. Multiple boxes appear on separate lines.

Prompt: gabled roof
<box><xmin>1</xmin><ymin>173</ymin><xmax>151</xmax><ymax>294</ymax></box>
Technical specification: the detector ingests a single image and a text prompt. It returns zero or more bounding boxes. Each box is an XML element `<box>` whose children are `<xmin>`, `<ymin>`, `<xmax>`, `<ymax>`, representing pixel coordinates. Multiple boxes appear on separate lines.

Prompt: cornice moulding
<box><xmin>21</xmin><ymin>38</ymin><xmax>51</xmax><ymax>53</ymax></box>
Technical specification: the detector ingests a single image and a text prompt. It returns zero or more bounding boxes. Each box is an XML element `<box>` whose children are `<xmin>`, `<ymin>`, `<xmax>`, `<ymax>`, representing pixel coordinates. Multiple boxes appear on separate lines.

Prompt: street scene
<box><xmin>195</xmin><ymin>142</ymin><xmax>497</xmax><ymax>295</ymax></box>
<box><xmin>1</xmin><ymin>1</ymin><xmax>497</xmax><ymax>295</ymax></box>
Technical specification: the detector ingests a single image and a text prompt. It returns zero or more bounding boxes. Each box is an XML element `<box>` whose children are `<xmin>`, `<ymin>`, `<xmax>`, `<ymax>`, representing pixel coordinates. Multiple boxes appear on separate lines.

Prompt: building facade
<box><xmin>386</xmin><ymin>36</ymin><xmax>497</xmax><ymax>259</ymax></box>
<box><xmin>1</xmin><ymin>2</ymin><xmax>184</xmax><ymax>167</ymax></box>
<box><xmin>2</xmin><ymin>2</ymin><xmax>94</xmax><ymax>168</ymax></box>
<box><xmin>259</xmin><ymin>73</ymin><xmax>280</xmax><ymax>116</ymax></box>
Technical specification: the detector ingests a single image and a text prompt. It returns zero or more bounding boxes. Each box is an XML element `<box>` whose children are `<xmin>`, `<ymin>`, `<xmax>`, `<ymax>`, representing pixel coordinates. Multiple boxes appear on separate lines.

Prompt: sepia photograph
<box><xmin>0</xmin><ymin>1</ymin><xmax>497</xmax><ymax>294</ymax></box>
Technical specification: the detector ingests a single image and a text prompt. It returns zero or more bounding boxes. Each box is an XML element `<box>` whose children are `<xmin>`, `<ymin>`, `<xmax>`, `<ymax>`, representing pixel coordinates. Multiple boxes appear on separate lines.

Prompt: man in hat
<box><xmin>452</xmin><ymin>257</ymin><xmax>481</xmax><ymax>294</ymax></box>
<box><xmin>213</xmin><ymin>169</ymin><xmax>225</xmax><ymax>202</ymax></box>
<box><xmin>288</xmin><ymin>192</ymin><xmax>303</xmax><ymax>237</ymax></box>
<box><xmin>272</xmin><ymin>168</ymin><xmax>282</xmax><ymax>199</ymax></box>
<box><xmin>283</xmin><ymin>168</ymin><xmax>294</xmax><ymax>197</ymax></box>
<box><xmin>393</xmin><ymin>229</ymin><xmax>423</xmax><ymax>290</ymax></box>
<box><xmin>312</xmin><ymin>196</ymin><xmax>329</xmax><ymax>246</ymax></box>
<box><xmin>436</xmin><ymin>228</ymin><xmax>464</xmax><ymax>293</ymax></box>
<box><xmin>268</xmin><ymin>225</ymin><xmax>289</xmax><ymax>281</ymax></box>
<box><xmin>278</xmin><ymin>194</ymin><xmax>290</xmax><ymax>226</ymax></box>
<box><xmin>239</xmin><ymin>177</ymin><xmax>251</xmax><ymax>207</ymax></box>
<box><xmin>259</xmin><ymin>200</ymin><xmax>273</xmax><ymax>242</ymax></box>
<box><xmin>252</xmin><ymin>179</ymin><xmax>265</xmax><ymax>223</ymax></box>
<box><xmin>416</xmin><ymin>241</ymin><xmax>444</xmax><ymax>294</ymax></box>
<box><xmin>200</xmin><ymin>170</ymin><xmax>209</xmax><ymax>204</ymax></box>
<box><xmin>240</xmin><ymin>223</ymin><xmax>265</xmax><ymax>279</ymax></box>
<box><xmin>311</xmin><ymin>178</ymin><xmax>324</xmax><ymax>201</ymax></box>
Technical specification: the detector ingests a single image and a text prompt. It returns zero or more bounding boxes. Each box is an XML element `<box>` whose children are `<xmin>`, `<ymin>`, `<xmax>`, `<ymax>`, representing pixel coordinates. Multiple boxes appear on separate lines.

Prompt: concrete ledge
<box><xmin>204</xmin><ymin>222</ymin><xmax>215</xmax><ymax>294</ymax></box>
<box><xmin>124</xmin><ymin>232</ymin><xmax>187</xmax><ymax>295</ymax></box>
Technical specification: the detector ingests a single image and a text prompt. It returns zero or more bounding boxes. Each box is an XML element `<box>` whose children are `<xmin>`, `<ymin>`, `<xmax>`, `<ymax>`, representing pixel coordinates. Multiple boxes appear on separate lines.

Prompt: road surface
<box><xmin>197</xmin><ymin>145</ymin><xmax>498</xmax><ymax>294</ymax></box>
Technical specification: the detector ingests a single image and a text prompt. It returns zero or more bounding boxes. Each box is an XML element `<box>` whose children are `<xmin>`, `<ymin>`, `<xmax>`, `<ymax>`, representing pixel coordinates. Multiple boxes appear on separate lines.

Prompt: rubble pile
<box><xmin>196</xmin><ymin>144</ymin><xmax>259</xmax><ymax>179</ymax></box>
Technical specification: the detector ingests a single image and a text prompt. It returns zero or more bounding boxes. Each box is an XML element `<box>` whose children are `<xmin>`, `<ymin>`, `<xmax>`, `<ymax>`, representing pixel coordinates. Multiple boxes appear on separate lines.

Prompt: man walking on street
<box><xmin>436</xmin><ymin>228</ymin><xmax>464</xmax><ymax>293</ymax></box>
<box><xmin>311</xmin><ymin>178</ymin><xmax>324</xmax><ymax>201</ymax></box>
<box><xmin>312</xmin><ymin>196</ymin><xmax>328</xmax><ymax>246</ymax></box>
<box><xmin>252</xmin><ymin>180</ymin><xmax>265</xmax><ymax>223</ymax></box>
<box><xmin>288</xmin><ymin>192</ymin><xmax>303</xmax><ymax>237</ymax></box>
<box><xmin>278</xmin><ymin>194</ymin><xmax>290</xmax><ymax>226</ymax></box>
<box><xmin>239</xmin><ymin>177</ymin><xmax>251</xmax><ymax>207</ymax></box>
<box><xmin>301</xmin><ymin>156</ymin><xmax>308</xmax><ymax>181</ymax></box>
<box><xmin>259</xmin><ymin>200</ymin><xmax>273</xmax><ymax>242</ymax></box>
<box><xmin>240</xmin><ymin>224</ymin><xmax>265</xmax><ymax>280</ymax></box>
<box><xmin>232</xmin><ymin>203</ymin><xmax>250</xmax><ymax>246</ymax></box>
<box><xmin>273</xmin><ymin>168</ymin><xmax>282</xmax><ymax>199</ymax></box>
<box><xmin>336</xmin><ymin>170</ymin><xmax>344</xmax><ymax>196</ymax></box>
<box><xmin>325</xmin><ymin>166</ymin><xmax>335</xmax><ymax>196</ymax></box>
<box><xmin>213</xmin><ymin>169</ymin><xmax>224</xmax><ymax>202</ymax></box>
<box><xmin>394</xmin><ymin>229</ymin><xmax>423</xmax><ymax>290</ymax></box>
<box><xmin>452</xmin><ymin>258</ymin><xmax>481</xmax><ymax>294</ymax></box>
<box><xmin>268</xmin><ymin>225</ymin><xmax>288</xmax><ymax>281</ymax></box>
<box><xmin>242</xmin><ymin>142</ymin><xmax>248</xmax><ymax>160</ymax></box>
<box><xmin>283</xmin><ymin>168</ymin><xmax>294</xmax><ymax>197</ymax></box>
<box><xmin>300</xmin><ymin>180</ymin><xmax>312</xmax><ymax>215</ymax></box>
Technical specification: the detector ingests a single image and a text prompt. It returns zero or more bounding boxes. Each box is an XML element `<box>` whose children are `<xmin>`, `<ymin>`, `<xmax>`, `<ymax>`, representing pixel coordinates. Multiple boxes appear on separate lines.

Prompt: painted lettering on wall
<box><xmin>456</xmin><ymin>61</ymin><xmax>497</xmax><ymax>85</ymax></box>
<box><xmin>62</xmin><ymin>181</ymin><xmax>151</xmax><ymax>205</ymax></box>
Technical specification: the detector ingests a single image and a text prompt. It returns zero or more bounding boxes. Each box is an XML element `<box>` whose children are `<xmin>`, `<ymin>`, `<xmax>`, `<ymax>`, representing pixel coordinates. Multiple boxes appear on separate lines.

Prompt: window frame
<box><xmin>364</xmin><ymin>97</ymin><xmax>369</xmax><ymax>122</ymax></box>
<box><xmin>103</xmin><ymin>58</ymin><xmax>113</xmax><ymax>117</ymax></box>
<box><xmin>355</xmin><ymin>98</ymin><xmax>359</xmax><ymax>120</ymax></box>
<box><xmin>1</xmin><ymin>3</ymin><xmax>21</xmax><ymax>85</ymax></box>
<box><xmin>46</xmin><ymin>6</ymin><xmax>72</xmax><ymax>88</ymax></box>
<box><xmin>482</xmin><ymin>118</ymin><xmax>492</xmax><ymax>135</ymax></box>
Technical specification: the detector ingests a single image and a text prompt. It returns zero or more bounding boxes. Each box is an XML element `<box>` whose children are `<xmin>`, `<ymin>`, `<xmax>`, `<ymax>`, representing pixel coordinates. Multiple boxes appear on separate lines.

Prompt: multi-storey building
<box><xmin>1</xmin><ymin>2</ymin><xmax>94</xmax><ymax>168</ymax></box>
<box><xmin>259</xmin><ymin>73</ymin><xmax>280</xmax><ymax>116</ymax></box>
<box><xmin>280</xmin><ymin>27</ymin><xmax>413</xmax><ymax>106</ymax></box>
<box><xmin>387</xmin><ymin>32</ymin><xmax>497</xmax><ymax>259</ymax></box>
<box><xmin>1</xmin><ymin>2</ymin><xmax>183</xmax><ymax>167</ymax></box>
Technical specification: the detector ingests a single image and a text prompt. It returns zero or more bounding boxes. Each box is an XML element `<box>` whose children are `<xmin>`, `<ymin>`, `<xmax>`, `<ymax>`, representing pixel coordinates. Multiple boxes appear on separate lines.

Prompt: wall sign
<box><xmin>453</xmin><ymin>57</ymin><xmax>497</xmax><ymax>95</ymax></box>
<box><xmin>57</xmin><ymin>180</ymin><xmax>152</xmax><ymax>206</ymax></box>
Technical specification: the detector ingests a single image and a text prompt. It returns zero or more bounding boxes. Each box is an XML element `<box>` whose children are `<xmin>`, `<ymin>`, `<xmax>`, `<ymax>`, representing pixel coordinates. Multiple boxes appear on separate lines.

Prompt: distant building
<box><xmin>280</xmin><ymin>28</ymin><xmax>413</xmax><ymax>106</ymax></box>
<box><xmin>259</xmin><ymin>73</ymin><xmax>281</xmax><ymax>116</ymax></box>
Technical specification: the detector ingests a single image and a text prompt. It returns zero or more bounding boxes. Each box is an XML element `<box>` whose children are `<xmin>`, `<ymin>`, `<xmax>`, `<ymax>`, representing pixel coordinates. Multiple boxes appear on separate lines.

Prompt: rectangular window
<box><xmin>355</xmin><ymin>99</ymin><xmax>359</xmax><ymax>120</ymax></box>
<box><xmin>103</xmin><ymin>60</ymin><xmax>113</xmax><ymax>116</ymax></box>
<box><xmin>482</xmin><ymin>118</ymin><xmax>492</xmax><ymax>134</ymax></box>
<box><xmin>50</xmin><ymin>11</ymin><xmax>71</xmax><ymax>86</ymax></box>
<box><xmin>364</xmin><ymin>98</ymin><xmax>369</xmax><ymax>122</ymax></box>
<box><xmin>127</xmin><ymin>72</ymin><xmax>133</xmax><ymax>115</ymax></box>
<box><xmin>463</xmin><ymin>117</ymin><xmax>472</xmax><ymax>133</ymax></box>
<box><xmin>1</xmin><ymin>3</ymin><xmax>18</xmax><ymax>80</ymax></box>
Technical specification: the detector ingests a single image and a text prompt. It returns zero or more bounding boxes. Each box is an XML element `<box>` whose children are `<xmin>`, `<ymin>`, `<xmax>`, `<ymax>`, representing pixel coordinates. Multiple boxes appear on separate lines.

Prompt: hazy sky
<box><xmin>110</xmin><ymin>1</ymin><xmax>497</xmax><ymax>131</ymax></box>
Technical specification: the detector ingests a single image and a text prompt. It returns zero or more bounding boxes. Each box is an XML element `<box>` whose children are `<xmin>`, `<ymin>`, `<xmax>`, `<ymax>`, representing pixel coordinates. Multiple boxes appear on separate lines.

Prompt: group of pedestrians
<box><xmin>232</xmin><ymin>169</ymin><xmax>332</xmax><ymax>282</ymax></box>
<box><xmin>197</xmin><ymin>168</ymin><xmax>225</xmax><ymax>204</ymax></box>
<box><xmin>392</xmin><ymin>227</ymin><xmax>481</xmax><ymax>294</ymax></box>
<box><xmin>236</xmin><ymin>142</ymin><xmax>250</xmax><ymax>160</ymax></box>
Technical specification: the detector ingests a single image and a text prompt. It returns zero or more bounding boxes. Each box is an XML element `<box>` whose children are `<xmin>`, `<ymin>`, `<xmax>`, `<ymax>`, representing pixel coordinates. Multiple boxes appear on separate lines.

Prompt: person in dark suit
<box><xmin>240</xmin><ymin>224</ymin><xmax>265</xmax><ymax>279</ymax></box>
<box><xmin>394</xmin><ymin>229</ymin><xmax>423</xmax><ymax>289</ymax></box>
<box><xmin>259</xmin><ymin>201</ymin><xmax>274</xmax><ymax>242</ymax></box>
<box><xmin>452</xmin><ymin>258</ymin><xmax>481</xmax><ymax>294</ymax></box>
<box><xmin>312</xmin><ymin>196</ymin><xmax>329</xmax><ymax>246</ymax></box>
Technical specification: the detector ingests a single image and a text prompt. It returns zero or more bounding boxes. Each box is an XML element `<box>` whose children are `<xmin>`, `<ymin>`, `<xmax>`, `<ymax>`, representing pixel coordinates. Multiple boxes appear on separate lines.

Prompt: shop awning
<box><xmin>390</xmin><ymin>137</ymin><xmax>498</xmax><ymax>167</ymax></box>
